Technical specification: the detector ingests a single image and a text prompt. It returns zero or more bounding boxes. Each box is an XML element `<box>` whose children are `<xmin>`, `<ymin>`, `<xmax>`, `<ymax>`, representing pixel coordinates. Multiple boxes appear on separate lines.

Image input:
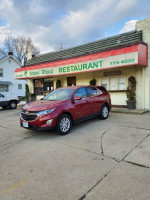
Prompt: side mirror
<box><xmin>73</xmin><ymin>96</ymin><xmax>82</xmax><ymax>101</ymax></box>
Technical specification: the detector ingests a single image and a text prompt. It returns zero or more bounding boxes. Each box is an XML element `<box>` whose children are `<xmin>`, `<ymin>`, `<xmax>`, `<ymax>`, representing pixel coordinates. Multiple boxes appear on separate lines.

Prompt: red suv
<box><xmin>20</xmin><ymin>86</ymin><xmax>111</xmax><ymax>134</ymax></box>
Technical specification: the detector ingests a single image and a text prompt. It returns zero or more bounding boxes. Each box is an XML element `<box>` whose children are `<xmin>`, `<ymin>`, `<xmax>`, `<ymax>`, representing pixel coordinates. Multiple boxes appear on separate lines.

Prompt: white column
<box><xmin>28</xmin><ymin>79</ymin><xmax>34</xmax><ymax>94</ymax></box>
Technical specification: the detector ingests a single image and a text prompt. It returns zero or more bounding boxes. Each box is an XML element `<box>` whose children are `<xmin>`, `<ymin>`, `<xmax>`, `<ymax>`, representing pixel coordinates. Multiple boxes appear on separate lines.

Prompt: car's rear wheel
<box><xmin>9</xmin><ymin>101</ymin><xmax>17</xmax><ymax>109</ymax></box>
<box><xmin>56</xmin><ymin>114</ymin><xmax>72</xmax><ymax>135</ymax></box>
<box><xmin>100</xmin><ymin>105</ymin><xmax>109</xmax><ymax>119</ymax></box>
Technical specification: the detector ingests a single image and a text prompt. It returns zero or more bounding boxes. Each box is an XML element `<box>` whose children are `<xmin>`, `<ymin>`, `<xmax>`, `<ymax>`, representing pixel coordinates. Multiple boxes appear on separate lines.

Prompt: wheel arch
<box><xmin>102</xmin><ymin>103</ymin><xmax>111</xmax><ymax>111</ymax></box>
<box><xmin>9</xmin><ymin>99</ymin><xmax>17</xmax><ymax>103</ymax></box>
<box><xmin>58</xmin><ymin>112</ymin><xmax>74</xmax><ymax>124</ymax></box>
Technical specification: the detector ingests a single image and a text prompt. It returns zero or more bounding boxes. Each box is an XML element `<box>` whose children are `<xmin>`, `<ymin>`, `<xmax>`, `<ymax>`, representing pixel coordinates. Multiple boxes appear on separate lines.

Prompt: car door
<box><xmin>0</xmin><ymin>93</ymin><xmax>8</xmax><ymax>106</ymax></box>
<box><xmin>85</xmin><ymin>86</ymin><xmax>103</xmax><ymax>115</ymax></box>
<box><xmin>71</xmin><ymin>87</ymin><xmax>89</xmax><ymax>120</ymax></box>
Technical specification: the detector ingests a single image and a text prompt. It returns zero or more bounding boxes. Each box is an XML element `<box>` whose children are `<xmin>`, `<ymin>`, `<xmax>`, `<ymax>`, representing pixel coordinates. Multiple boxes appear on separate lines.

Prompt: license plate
<box><xmin>23</xmin><ymin>122</ymin><xmax>29</xmax><ymax>128</ymax></box>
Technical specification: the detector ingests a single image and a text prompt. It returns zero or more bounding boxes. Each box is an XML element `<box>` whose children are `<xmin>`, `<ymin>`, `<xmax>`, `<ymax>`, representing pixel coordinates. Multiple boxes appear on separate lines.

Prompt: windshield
<box><xmin>43</xmin><ymin>88</ymin><xmax>75</xmax><ymax>101</ymax></box>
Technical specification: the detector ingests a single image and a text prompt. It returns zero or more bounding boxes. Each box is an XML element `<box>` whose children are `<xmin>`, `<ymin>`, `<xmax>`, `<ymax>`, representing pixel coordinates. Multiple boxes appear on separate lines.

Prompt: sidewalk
<box><xmin>18</xmin><ymin>101</ymin><xmax>26</xmax><ymax>107</ymax></box>
<box><xmin>111</xmin><ymin>107</ymin><xmax>149</xmax><ymax>115</ymax></box>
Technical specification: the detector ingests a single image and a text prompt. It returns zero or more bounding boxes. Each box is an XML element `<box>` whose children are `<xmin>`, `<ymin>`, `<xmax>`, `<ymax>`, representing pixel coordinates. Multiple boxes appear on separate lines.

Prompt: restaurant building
<box><xmin>15</xmin><ymin>18</ymin><xmax>150</xmax><ymax>110</ymax></box>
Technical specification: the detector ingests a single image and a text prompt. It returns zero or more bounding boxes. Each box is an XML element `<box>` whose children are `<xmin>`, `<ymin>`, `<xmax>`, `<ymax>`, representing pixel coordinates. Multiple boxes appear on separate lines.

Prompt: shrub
<box><xmin>126</xmin><ymin>76</ymin><xmax>136</xmax><ymax>101</ymax></box>
<box><xmin>90</xmin><ymin>79</ymin><xmax>96</xmax><ymax>85</ymax></box>
<box><xmin>56</xmin><ymin>80</ymin><xmax>62</xmax><ymax>88</ymax></box>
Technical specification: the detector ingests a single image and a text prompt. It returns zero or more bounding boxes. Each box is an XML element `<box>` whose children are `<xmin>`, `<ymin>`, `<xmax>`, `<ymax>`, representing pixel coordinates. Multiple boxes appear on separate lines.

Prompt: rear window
<box><xmin>97</xmin><ymin>86</ymin><xmax>108</xmax><ymax>93</ymax></box>
<box><xmin>86</xmin><ymin>87</ymin><xmax>101</xmax><ymax>97</ymax></box>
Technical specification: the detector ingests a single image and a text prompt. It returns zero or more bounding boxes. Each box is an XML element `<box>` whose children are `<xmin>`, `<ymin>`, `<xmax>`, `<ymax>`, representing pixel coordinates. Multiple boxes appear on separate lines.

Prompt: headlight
<box><xmin>38</xmin><ymin>108</ymin><xmax>55</xmax><ymax>116</ymax></box>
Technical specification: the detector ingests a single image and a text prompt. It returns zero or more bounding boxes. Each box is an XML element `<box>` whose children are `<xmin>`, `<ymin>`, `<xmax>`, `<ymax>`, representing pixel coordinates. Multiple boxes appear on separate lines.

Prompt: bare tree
<box><xmin>0</xmin><ymin>36</ymin><xmax>40</xmax><ymax>65</ymax></box>
<box><xmin>54</xmin><ymin>44</ymin><xmax>64</xmax><ymax>52</ymax></box>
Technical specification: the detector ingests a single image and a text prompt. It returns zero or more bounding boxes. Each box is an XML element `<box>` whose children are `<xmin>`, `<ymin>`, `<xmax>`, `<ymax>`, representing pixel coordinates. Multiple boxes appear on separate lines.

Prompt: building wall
<box><xmin>54</xmin><ymin>65</ymin><xmax>143</xmax><ymax>109</ymax></box>
<box><xmin>0</xmin><ymin>57</ymin><xmax>27</xmax><ymax>97</ymax></box>
<box><xmin>27</xmin><ymin>18</ymin><xmax>150</xmax><ymax>109</ymax></box>
<box><xmin>136</xmin><ymin>18</ymin><xmax>150</xmax><ymax>110</ymax></box>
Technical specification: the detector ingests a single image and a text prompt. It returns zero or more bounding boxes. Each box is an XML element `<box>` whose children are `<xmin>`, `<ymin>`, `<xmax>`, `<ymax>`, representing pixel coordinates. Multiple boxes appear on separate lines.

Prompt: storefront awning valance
<box><xmin>15</xmin><ymin>44</ymin><xmax>148</xmax><ymax>79</ymax></box>
<box><xmin>0</xmin><ymin>81</ymin><xmax>12</xmax><ymax>85</ymax></box>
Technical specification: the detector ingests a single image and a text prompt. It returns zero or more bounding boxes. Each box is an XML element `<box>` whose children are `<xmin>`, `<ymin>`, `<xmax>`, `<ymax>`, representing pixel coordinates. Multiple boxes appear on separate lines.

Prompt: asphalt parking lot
<box><xmin>0</xmin><ymin>107</ymin><xmax>150</xmax><ymax>200</ymax></box>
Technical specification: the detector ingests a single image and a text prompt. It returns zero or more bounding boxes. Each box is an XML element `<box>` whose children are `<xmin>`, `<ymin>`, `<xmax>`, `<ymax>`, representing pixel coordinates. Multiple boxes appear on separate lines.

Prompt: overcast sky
<box><xmin>0</xmin><ymin>0</ymin><xmax>150</xmax><ymax>54</ymax></box>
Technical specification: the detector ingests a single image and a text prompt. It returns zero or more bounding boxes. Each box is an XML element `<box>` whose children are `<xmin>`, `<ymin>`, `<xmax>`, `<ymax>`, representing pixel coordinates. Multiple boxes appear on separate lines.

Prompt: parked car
<box><xmin>0</xmin><ymin>93</ymin><xmax>20</xmax><ymax>109</ymax></box>
<box><xmin>20</xmin><ymin>86</ymin><xmax>111</xmax><ymax>134</ymax></box>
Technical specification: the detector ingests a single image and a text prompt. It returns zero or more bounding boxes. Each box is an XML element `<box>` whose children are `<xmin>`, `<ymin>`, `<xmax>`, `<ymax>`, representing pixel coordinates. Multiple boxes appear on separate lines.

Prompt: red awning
<box><xmin>15</xmin><ymin>44</ymin><xmax>148</xmax><ymax>73</ymax></box>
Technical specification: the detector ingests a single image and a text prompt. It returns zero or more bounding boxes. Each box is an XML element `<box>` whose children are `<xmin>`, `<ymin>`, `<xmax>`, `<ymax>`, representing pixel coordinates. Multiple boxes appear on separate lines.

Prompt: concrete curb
<box><xmin>111</xmin><ymin>108</ymin><xmax>149</xmax><ymax>115</ymax></box>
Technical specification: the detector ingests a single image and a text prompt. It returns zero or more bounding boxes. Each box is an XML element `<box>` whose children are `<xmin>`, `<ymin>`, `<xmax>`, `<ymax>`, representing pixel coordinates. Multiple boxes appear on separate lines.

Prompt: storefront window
<box><xmin>34</xmin><ymin>78</ymin><xmax>54</xmax><ymax>95</ymax></box>
<box><xmin>118</xmin><ymin>77</ymin><xmax>126</xmax><ymax>90</ymax></box>
<box><xmin>34</xmin><ymin>79</ymin><xmax>44</xmax><ymax>95</ymax></box>
<box><xmin>101</xmin><ymin>76</ymin><xmax>126</xmax><ymax>91</ymax></box>
<box><xmin>44</xmin><ymin>78</ymin><xmax>53</xmax><ymax>92</ymax></box>
<box><xmin>109</xmin><ymin>78</ymin><xmax>116</xmax><ymax>90</ymax></box>
<box><xmin>101</xmin><ymin>78</ymin><xmax>107</xmax><ymax>89</ymax></box>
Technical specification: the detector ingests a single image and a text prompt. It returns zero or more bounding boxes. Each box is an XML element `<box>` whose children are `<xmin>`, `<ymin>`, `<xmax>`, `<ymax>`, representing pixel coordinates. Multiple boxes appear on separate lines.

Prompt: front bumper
<box><xmin>20</xmin><ymin>111</ymin><xmax>58</xmax><ymax>131</ymax></box>
<box><xmin>20</xmin><ymin>122</ymin><xmax>55</xmax><ymax>131</ymax></box>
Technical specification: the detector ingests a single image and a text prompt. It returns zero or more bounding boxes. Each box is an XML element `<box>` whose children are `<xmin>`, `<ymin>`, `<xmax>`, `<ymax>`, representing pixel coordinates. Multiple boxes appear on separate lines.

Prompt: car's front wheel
<box><xmin>56</xmin><ymin>114</ymin><xmax>72</xmax><ymax>135</ymax></box>
<box><xmin>100</xmin><ymin>105</ymin><xmax>109</xmax><ymax>119</ymax></box>
<box><xmin>9</xmin><ymin>101</ymin><xmax>17</xmax><ymax>109</ymax></box>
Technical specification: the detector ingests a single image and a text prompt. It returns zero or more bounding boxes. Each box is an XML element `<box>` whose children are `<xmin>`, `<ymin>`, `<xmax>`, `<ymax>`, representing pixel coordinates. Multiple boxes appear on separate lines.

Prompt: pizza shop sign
<box><xmin>15</xmin><ymin>52</ymin><xmax>138</xmax><ymax>79</ymax></box>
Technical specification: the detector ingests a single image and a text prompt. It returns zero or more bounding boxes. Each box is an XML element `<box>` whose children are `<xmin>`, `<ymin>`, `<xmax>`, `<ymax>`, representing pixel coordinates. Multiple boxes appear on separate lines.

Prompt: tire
<box><xmin>2</xmin><ymin>106</ymin><xmax>8</xmax><ymax>109</ymax></box>
<box><xmin>100</xmin><ymin>105</ymin><xmax>109</xmax><ymax>119</ymax></box>
<box><xmin>9</xmin><ymin>101</ymin><xmax>17</xmax><ymax>109</ymax></box>
<box><xmin>56</xmin><ymin>114</ymin><xmax>72</xmax><ymax>135</ymax></box>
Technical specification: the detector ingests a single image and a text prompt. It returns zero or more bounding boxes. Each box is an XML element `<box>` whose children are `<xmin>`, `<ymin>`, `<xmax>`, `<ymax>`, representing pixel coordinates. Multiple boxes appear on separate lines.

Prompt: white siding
<box><xmin>0</xmin><ymin>57</ymin><xmax>27</xmax><ymax>96</ymax></box>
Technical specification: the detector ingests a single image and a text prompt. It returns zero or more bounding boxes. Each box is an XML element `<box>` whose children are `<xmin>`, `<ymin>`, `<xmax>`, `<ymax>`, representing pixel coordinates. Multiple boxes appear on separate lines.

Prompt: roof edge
<box><xmin>0</xmin><ymin>55</ymin><xmax>21</xmax><ymax>65</ymax></box>
<box><xmin>23</xmin><ymin>41</ymin><xmax>146</xmax><ymax>68</ymax></box>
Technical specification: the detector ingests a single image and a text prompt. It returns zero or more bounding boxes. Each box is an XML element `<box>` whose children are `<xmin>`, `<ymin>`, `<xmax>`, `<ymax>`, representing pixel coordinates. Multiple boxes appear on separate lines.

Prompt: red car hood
<box><xmin>23</xmin><ymin>100</ymin><xmax>63</xmax><ymax>111</ymax></box>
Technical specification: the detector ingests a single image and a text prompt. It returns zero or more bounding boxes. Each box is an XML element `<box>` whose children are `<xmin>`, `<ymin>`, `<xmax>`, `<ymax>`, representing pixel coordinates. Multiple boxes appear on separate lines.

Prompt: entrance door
<box><xmin>67</xmin><ymin>77</ymin><xmax>76</xmax><ymax>86</ymax></box>
<box><xmin>44</xmin><ymin>80</ymin><xmax>53</xmax><ymax>91</ymax></box>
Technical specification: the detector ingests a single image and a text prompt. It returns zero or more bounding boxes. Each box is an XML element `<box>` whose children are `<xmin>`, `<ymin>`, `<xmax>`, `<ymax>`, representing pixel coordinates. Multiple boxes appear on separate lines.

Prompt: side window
<box><xmin>0</xmin><ymin>85</ymin><xmax>9</xmax><ymax>92</ymax></box>
<box><xmin>86</xmin><ymin>87</ymin><xmax>100</xmax><ymax>97</ymax></box>
<box><xmin>0</xmin><ymin>69</ymin><xmax>3</xmax><ymax>77</ymax></box>
<box><xmin>18</xmin><ymin>84</ymin><xmax>22</xmax><ymax>89</ymax></box>
<box><xmin>97</xmin><ymin>86</ymin><xmax>107</xmax><ymax>93</ymax></box>
<box><xmin>74</xmin><ymin>88</ymin><xmax>87</xmax><ymax>98</ymax></box>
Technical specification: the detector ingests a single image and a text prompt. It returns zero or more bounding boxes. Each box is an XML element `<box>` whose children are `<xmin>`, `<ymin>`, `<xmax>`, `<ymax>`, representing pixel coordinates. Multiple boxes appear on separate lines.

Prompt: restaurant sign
<box><xmin>15</xmin><ymin>52</ymin><xmax>138</xmax><ymax>79</ymax></box>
